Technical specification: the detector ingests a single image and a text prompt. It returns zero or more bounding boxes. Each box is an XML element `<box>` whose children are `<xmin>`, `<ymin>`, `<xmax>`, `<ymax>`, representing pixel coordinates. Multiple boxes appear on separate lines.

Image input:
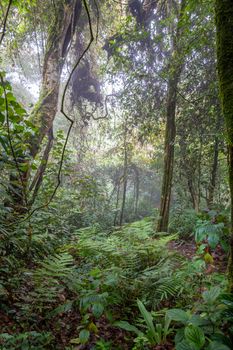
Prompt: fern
<box><xmin>18</xmin><ymin>252</ymin><xmax>74</xmax><ymax>315</ymax></box>
<box><xmin>0</xmin><ymin>331</ymin><xmax>54</xmax><ymax>349</ymax></box>
<box><xmin>76</xmin><ymin>221</ymin><xmax>177</xmax><ymax>274</ymax></box>
<box><xmin>72</xmin><ymin>220</ymin><xmax>182</xmax><ymax>308</ymax></box>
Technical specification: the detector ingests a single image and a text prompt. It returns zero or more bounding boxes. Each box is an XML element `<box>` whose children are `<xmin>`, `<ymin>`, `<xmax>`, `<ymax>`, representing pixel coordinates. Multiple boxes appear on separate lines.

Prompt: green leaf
<box><xmin>49</xmin><ymin>301</ymin><xmax>73</xmax><ymax>318</ymax></box>
<box><xmin>220</xmin><ymin>293</ymin><xmax>233</xmax><ymax>305</ymax></box>
<box><xmin>19</xmin><ymin>163</ymin><xmax>30</xmax><ymax>171</ymax></box>
<box><xmin>78</xmin><ymin>329</ymin><xmax>90</xmax><ymax>344</ymax></box>
<box><xmin>0</xmin><ymin>135</ymin><xmax>8</xmax><ymax>151</ymax></box>
<box><xmin>6</xmin><ymin>92</ymin><xmax>16</xmax><ymax>101</ymax></box>
<box><xmin>195</xmin><ymin>225</ymin><xmax>207</xmax><ymax>243</ymax></box>
<box><xmin>176</xmin><ymin>339</ymin><xmax>198</xmax><ymax>350</ymax></box>
<box><xmin>114</xmin><ymin>321</ymin><xmax>142</xmax><ymax>336</ymax></box>
<box><xmin>207</xmin><ymin>341</ymin><xmax>231</xmax><ymax>350</ymax></box>
<box><xmin>175</xmin><ymin>328</ymin><xmax>185</xmax><ymax>344</ymax></box>
<box><xmin>92</xmin><ymin>303</ymin><xmax>104</xmax><ymax>318</ymax></box>
<box><xmin>196</xmin><ymin>244</ymin><xmax>207</xmax><ymax>255</ymax></box>
<box><xmin>210</xmin><ymin>333</ymin><xmax>232</xmax><ymax>348</ymax></box>
<box><xmin>70</xmin><ymin>337</ymin><xmax>80</xmax><ymax>344</ymax></box>
<box><xmin>3</xmin><ymin>80</ymin><xmax>12</xmax><ymax>91</ymax></box>
<box><xmin>88</xmin><ymin>321</ymin><xmax>98</xmax><ymax>334</ymax></box>
<box><xmin>15</xmin><ymin>124</ymin><xmax>25</xmax><ymax>132</ymax></box>
<box><xmin>89</xmin><ymin>268</ymin><xmax>101</xmax><ymax>277</ymax></box>
<box><xmin>0</xmin><ymin>111</ymin><xmax>5</xmax><ymax>123</ymax></box>
<box><xmin>189</xmin><ymin>315</ymin><xmax>208</xmax><ymax>327</ymax></box>
<box><xmin>15</xmin><ymin>106</ymin><xmax>27</xmax><ymax>115</ymax></box>
<box><xmin>208</xmin><ymin>233</ymin><xmax>219</xmax><ymax>249</ymax></box>
<box><xmin>9</xmin><ymin>114</ymin><xmax>21</xmax><ymax>123</ymax></box>
<box><xmin>184</xmin><ymin>325</ymin><xmax>205</xmax><ymax>348</ymax></box>
<box><xmin>163</xmin><ymin>312</ymin><xmax>172</xmax><ymax>340</ymax></box>
<box><xmin>137</xmin><ymin>299</ymin><xmax>160</xmax><ymax>344</ymax></box>
<box><xmin>137</xmin><ymin>299</ymin><xmax>156</xmax><ymax>334</ymax></box>
<box><xmin>202</xmin><ymin>287</ymin><xmax>221</xmax><ymax>304</ymax></box>
<box><xmin>166</xmin><ymin>309</ymin><xmax>190</xmax><ymax>324</ymax></box>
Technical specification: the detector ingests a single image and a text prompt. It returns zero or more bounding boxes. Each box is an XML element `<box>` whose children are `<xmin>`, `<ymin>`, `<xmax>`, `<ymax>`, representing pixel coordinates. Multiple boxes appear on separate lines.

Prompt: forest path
<box><xmin>167</xmin><ymin>239</ymin><xmax>228</xmax><ymax>274</ymax></box>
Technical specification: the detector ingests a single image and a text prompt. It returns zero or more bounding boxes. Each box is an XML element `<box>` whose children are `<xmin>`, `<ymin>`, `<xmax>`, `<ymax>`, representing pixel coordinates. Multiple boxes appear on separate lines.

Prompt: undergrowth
<box><xmin>0</xmin><ymin>217</ymin><xmax>228</xmax><ymax>349</ymax></box>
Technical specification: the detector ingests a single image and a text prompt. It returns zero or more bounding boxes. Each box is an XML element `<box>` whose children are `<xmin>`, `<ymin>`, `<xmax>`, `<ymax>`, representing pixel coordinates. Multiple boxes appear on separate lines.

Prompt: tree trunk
<box><xmin>156</xmin><ymin>0</ymin><xmax>187</xmax><ymax>232</ymax></box>
<box><xmin>207</xmin><ymin>113</ymin><xmax>221</xmax><ymax>208</ymax></box>
<box><xmin>187</xmin><ymin>178</ymin><xmax>199</xmax><ymax>212</ymax></box>
<box><xmin>114</xmin><ymin>179</ymin><xmax>121</xmax><ymax>226</ymax></box>
<box><xmin>29</xmin><ymin>128</ymin><xmax>54</xmax><ymax>205</ymax></box>
<box><xmin>119</xmin><ymin>133</ymin><xmax>128</xmax><ymax>226</ymax></box>
<box><xmin>132</xmin><ymin>165</ymin><xmax>140</xmax><ymax>217</ymax></box>
<box><xmin>134</xmin><ymin>171</ymin><xmax>139</xmax><ymax>217</ymax></box>
<box><xmin>30</xmin><ymin>0</ymin><xmax>82</xmax><ymax>157</ymax></box>
<box><xmin>10</xmin><ymin>0</ymin><xmax>83</xmax><ymax>212</ymax></box>
<box><xmin>216</xmin><ymin>0</ymin><xmax>233</xmax><ymax>291</ymax></box>
<box><xmin>197</xmin><ymin>137</ymin><xmax>203</xmax><ymax>211</ymax></box>
<box><xmin>157</xmin><ymin>75</ymin><xmax>179</xmax><ymax>231</ymax></box>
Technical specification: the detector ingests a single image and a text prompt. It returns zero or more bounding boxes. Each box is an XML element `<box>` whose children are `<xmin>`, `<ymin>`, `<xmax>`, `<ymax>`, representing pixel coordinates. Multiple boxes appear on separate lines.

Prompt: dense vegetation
<box><xmin>0</xmin><ymin>0</ymin><xmax>233</xmax><ymax>349</ymax></box>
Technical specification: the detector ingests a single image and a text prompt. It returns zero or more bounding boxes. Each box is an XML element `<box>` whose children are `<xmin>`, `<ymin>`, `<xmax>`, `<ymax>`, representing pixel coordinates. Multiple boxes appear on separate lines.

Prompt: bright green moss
<box><xmin>216</xmin><ymin>0</ymin><xmax>233</xmax><ymax>292</ymax></box>
<box><xmin>216</xmin><ymin>0</ymin><xmax>233</xmax><ymax>145</ymax></box>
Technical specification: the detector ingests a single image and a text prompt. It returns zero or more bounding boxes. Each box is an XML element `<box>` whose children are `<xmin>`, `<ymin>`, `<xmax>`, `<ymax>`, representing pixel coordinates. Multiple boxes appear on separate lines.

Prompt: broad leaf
<box><xmin>175</xmin><ymin>328</ymin><xmax>185</xmax><ymax>344</ymax></box>
<box><xmin>114</xmin><ymin>320</ymin><xmax>142</xmax><ymax>336</ymax></box>
<box><xmin>189</xmin><ymin>315</ymin><xmax>208</xmax><ymax>326</ymax></box>
<box><xmin>184</xmin><ymin>325</ymin><xmax>205</xmax><ymax>348</ymax></box>
<box><xmin>137</xmin><ymin>299</ymin><xmax>156</xmax><ymax>334</ymax></box>
<box><xmin>92</xmin><ymin>303</ymin><xmax>104</xmax><ymax>318</ymax></box>
<box><xmin>202</xmin><ymin>287</ymin><xmax>221</xmax><ymax>304</ymax></box>
<box><xmin>166</xmin><ymin>309</ymin><xmax>190</xmax><ymax>324</ymax></box>
<box><xmin>208</xmin><ymin>233</ymin><xmax>219</xmax><ymax>249</ymax></box>
<box><xmin>207</xmin><ymin>341</ymin><xmax>231</xmax><ymax>350</ymax></box>
<box><xmin>176</xmin><ymin>339</ymin><xmax>198</xmax><ymax>350</ymax></box>
<box><xmin>79</xmin><ymin>329</ymin><xmax>90</xmax><ymax>344</ymax></box>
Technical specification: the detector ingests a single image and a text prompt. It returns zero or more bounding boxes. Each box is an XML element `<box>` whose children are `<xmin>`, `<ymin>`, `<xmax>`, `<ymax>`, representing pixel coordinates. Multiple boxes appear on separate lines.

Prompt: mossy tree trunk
<box><xmin>216</xmin><ymin>0</ymin><xmax>233</xmax><ymax>291</ymax></box>
<box><xmin>30</xmin><ymin>0</ymin><xmax>82</xmax><ymax>158</ymax></box>
<box><xmin>157</xmin><ymin>73</ymin><xmax>181</xmax><ymax>232</ymax></box>
<box><xmin>157</xmin><ymin>0</ymin><xmax>187</xmax><ymax>232</ymax></box>
<box><xmin>12</xmin><ymin>0</ymin><xmax>82</xmax><ymax>211</ymax></box>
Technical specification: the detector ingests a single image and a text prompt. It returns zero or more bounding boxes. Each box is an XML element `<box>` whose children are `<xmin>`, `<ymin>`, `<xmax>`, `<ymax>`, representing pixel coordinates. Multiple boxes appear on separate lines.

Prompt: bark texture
<box><xmin>216</xmin><ymin>0</ymin><xmax>233</xmax><ymax>291</ymax></box>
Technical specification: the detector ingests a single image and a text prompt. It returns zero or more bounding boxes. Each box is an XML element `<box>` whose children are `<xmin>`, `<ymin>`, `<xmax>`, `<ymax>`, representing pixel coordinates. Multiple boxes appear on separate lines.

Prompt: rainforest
<box><xmin>0</xmin><ymin>0</ymin><xmax>233</xmax><ymax>349</ymax></box>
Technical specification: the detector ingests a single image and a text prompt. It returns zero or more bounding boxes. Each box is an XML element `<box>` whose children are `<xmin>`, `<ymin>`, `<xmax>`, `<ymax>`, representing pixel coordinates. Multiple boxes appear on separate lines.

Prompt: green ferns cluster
<box><xmin>0</xmin><ymin>218</ymin><xmax>227</xmax><ymax>349</ymax></box>
<box><xmin>17</xmin><ymin>252</ymin><xmax>74</xmax><ymax>316</ymax></box>
<box><xmin>73</xmin><ymin>219</ymin><xmax>196</xmax><ymax>308</ymax></box>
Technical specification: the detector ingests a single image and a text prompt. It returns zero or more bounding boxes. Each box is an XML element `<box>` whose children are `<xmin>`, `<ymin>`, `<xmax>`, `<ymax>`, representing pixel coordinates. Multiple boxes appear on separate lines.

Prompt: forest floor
<box><xmin>167</xmin><ymin>239</ymin><xmax>228</xmax><ymax>273</ymax></box>
<box><xmin>0</xmin><ymin>218</ymin><xmax>229</xmax><ymax>350</ymax></box>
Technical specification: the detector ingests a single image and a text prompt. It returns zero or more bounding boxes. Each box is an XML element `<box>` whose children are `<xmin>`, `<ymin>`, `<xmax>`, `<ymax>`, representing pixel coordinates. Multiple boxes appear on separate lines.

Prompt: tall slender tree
<box><xmin>157</xmin><ymin>0</ymin><xmax>187</xmax><ymax>232</ymax></box>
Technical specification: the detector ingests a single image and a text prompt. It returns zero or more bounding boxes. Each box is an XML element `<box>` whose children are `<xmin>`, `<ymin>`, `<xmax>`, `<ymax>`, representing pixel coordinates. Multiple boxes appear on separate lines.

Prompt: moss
<box><xmin>216</xmin><ymin>0</ymin><xmax>233</xmax><ymax>144</ymax></box>
<box><xmin>216</xmin><ymin>0</ymin><xmax>233</xmax><ymax>292</ymax></box>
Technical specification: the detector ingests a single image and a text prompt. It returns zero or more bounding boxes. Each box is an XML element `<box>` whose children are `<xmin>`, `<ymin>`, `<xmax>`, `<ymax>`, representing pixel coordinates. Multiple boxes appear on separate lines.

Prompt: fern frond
<box><xmin>18</xmin><ymin>253</ymin><xmax>74</xmax><ymax>314</ymax></box>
